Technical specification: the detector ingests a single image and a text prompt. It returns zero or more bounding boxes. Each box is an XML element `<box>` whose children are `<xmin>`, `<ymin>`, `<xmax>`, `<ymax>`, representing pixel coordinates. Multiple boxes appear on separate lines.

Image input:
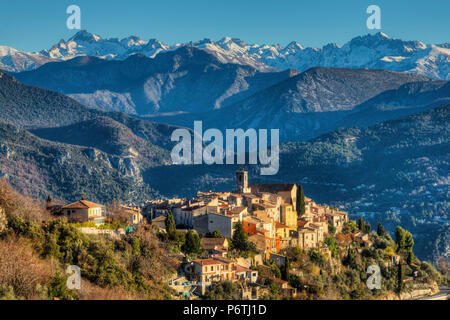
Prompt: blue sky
<box><xmin>1</xmin><ymin>0</ymin><xmax>449</xmax><ymax>52</ymax></box>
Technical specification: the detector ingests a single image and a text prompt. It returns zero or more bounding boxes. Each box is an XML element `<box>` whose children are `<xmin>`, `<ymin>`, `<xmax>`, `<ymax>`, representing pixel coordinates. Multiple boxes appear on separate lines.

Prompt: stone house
<box><xmin>309</xmin><ymin>222</ymin><xmax>326</xmax><ymax>243</ymax></box>
<box><xmin>175</xmin><ymin>205</ymin><xmax>208</xmax><ymax>228</ymax></box>
<box><xmin>62</xmin><ymin>200</ymin><xmax>105</xmax><ymax>224</ymax></box>
<box><xmin>235</xmin><ymin>265</ymin><xmax>258</xmax><ymax>283</ymax></box>
<box><xmin>191</xmin><ymin>258</ymin><xmax>236</xmax><ymax>284</ymax></box>
<box><xmin>272</xmin><ymin>278</ymin><xmax>297</xmax><ymax>298</ymax></box>
<box><xmin>325</xmin><ymin>211</ymin><xmax>349</xmax><ymax>232</ymax></box>
<box><xmin>250</xmin><ymin>183</ymin><xmax>297</xmax><ymax>212</ymax></box>
<box><xmin>281</xmin><ymin>204</ymin><xmax>297</xmax><ymax>228</ymax></box>
<box><xmin>294</xmin><ymin>227</ymin><xmax>317</xmax><ymax>249</ymax></box>
<box><xmin>121</xmin><ymin>206</ymin><xmax>143</xmax><ymax>225</ymax></box>
<box><xmin>201</xmin><ymin>237</ymin><xmax>229</xmax><ymax>257</ymax></box>
<box><xmin>208</xmin><ymin>211</ymin><xmax>241</xmax><ymax>238</ymax></box>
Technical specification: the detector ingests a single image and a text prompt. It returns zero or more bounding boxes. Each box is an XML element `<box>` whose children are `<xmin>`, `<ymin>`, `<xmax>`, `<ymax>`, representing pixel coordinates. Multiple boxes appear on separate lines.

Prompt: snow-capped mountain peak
<box><xmin>68</xmin><ymin>30</ymin><xmax>102</xmax><ymax>43</ymax></box>
<box><xmin>0</xmin><ymin>31</ymin><xmax>448</xmax><ymax>79</ymax></box>
<box><xmin>0</xmin><ymin>45</ymin><xmax>19</xmax><ymax>56</ymax></box>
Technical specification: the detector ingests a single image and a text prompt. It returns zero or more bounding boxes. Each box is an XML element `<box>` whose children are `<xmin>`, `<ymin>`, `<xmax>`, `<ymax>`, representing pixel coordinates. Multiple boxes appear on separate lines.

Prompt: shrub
<box><xmin>309</xmin><ymin>249</ymin><xmax>324</xmax><ymax>266</ymax></box>
<box><xmin>47</xmin><ymin>272</ymin><xmax>78</xmax><ymax>300</ymax></box>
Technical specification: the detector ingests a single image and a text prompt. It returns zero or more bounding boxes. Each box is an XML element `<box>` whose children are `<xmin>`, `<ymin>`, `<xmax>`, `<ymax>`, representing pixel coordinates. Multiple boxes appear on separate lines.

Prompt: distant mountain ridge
<box><xmin>1</xmin><ymin>31</ymin><xmax>449</xmax><ymax>80</ymax></box>
<box><xmin>148</xmin><ymin>67</ymin><xmax>446</xmax><ymax>141</ymax></box>
<box><xmin>14</xmin><ymin>47</ymin><xmax>298</xmax><ymax>115</ymax></box>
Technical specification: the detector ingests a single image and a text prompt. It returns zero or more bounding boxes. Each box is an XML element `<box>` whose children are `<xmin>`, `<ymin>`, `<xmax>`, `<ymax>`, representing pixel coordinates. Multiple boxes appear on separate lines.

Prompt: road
<box><xmin>418</xmin><ymin>286</ymin><xmax>449</xmax><ymax>300</ymax></box>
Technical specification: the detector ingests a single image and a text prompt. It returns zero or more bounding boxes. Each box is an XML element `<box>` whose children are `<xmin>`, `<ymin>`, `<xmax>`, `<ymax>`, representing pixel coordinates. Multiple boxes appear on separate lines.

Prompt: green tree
<box><xmin>363</xmin><ymin>221</ymin><xmax>371</xmax><ymax>234</ymax></box>
<box><xmin>231</xmin><ymin>222</ymin><xmax>250</xmax><ymax>252</ymax></box>
<box><xmin>165</xmin><ymin>211</ymin><xmax>177</xmax><ymax>240</ymax></box>
<box><xmin>131</xmin><ymin>237</ymin><xmax>141</xmax><ymax>257</ymax></box>
<box><xmin>47</xmin><ymin>272</ymin><xmax>78</xmax><ymax>300</ymax></box>
<box><xmin>358</xmin><ymin>217</ymin><xmax>365</xmax><ymax>231</ymax></box>
<box><xmin>181</xmin><ymin>230</ymin><xmax>204</xmax><ymax>256</ymax></box>
<box><xmin>395</xmin><ymin>226</ymin><xmax>414</xmax><ymax>254</ymax></box>
<box><xmin>324</xmin><ymin>237</ymin><xmax>339</xmax><ymax>257</ymax></box>
<box><xmin>396</xmin><ymin>263</ymin><xmax>404</xmax><ymax>294</ymax></box>
<box><xmin>271</xmin><ymin>264</ymin><xmax>282</xmax><ymax>279</ymax></box>
<box><xmin>205</xmin><ymin>280</ymin><xmax>239</xmax><ymax>300</ymax></box>
<box><xmin>395</xmin><ymin>226</ymin><xmax>406</xmax><ymax>252</ymax></box>
<box><xmin>281</xmin><ymin>258</ymin><xmax>291</xmax><ymax>281</ymax></box>
<box><xmin>206</xmin><ymin>230</ymin><xmax>224</xmax><ymax>238</ymax></box>
<box><xmin>377</xmin><ymin>222</ymin><xmax>386</xmax><ymax>237</ymax></box>
<box><xmin>296</xmin><ymin>185</ymin><xmax>306</xmax><ymax>217</ymax></box>
<box><xmin>343</xmin><ymin>248</ymin><xmax>358</xmax><ymax>269</ymax></box>
<box><xmin>343</xmin><ymin>220</ymin><xmax>357</xmax><ymax>234</ymax></box>
<box><xmin>309</xmin><ymin>249</ymin><xmax>324</xmax><ymax>266</ymax></box>
<box><xmin>406</xmin><ymin>250</ymin><xmax>414</xmax><ymax>265</ymax></box>
<box><xmin>81</xmin><ymin>192</ymin><xmax>86</xmax><ymax>200</ymax></box>
<box><xmin>328</xmin><ymin>224</ymin><xmax>336</xmax><ymax>235</ymax></box>
<box><xmin>404</xmin><ymin>231</ymin><xmax>414</xmax><ymax>253</ymax></box>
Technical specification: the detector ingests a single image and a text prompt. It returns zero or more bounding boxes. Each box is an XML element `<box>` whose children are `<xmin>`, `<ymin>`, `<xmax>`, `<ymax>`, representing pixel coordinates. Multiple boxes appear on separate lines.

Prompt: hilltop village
<box><xmin>142</xmin><ymin>170</ymin><xmax>352</xmax><ymax>297</ymax></box>
<box><xmin>57</xmin><ymin>170</ymin><xmax>354</xmax><ymax>298</ymax></box>
<box><xmin>146</xmin><ymin>170</ymin><xmax>348</xmax><ymax>255</ymax></box>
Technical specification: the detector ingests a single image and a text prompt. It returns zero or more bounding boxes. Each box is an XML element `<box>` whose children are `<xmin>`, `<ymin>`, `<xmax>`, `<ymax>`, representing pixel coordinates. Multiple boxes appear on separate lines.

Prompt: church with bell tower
<box><xmin>236</xmin><ymin>169</ymin><xmax>252</xmax><ymax>194</ymax></box>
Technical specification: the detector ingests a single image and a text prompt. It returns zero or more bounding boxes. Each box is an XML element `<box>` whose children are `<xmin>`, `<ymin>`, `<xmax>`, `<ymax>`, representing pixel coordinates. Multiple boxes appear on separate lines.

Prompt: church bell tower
<box><xmin>236</xmin><ymin>170</ymin><xmax>251</xmax><ymax>194</ymax></box>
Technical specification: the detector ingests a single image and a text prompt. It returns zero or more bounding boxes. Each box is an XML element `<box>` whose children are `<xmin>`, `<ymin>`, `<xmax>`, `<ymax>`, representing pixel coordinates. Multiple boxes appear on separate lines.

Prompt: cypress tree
<box><xmin>296</xmin><ymin>185</ymin><xmax>306</xmax><ymax>217</ymax></box>
<box><xmin>364</xmin><ymin>221</ymin><xmax>371</xmax><ymax>234</ymax></box>
<box><xmin>395</xmin><ymin>226</ymin><xmax>406</xmax><ymax>252</ymax></box>
<box><xmin>165</xmin><ymin>211</ymin><xmax>177</xmax><ymax>240</ymax></box>
<box><xmin>282</xmin><ymin>258</ymin><xmax>291</xmax><ymax>281</ymax></box>
<box><xmin>358</xmin><ymin>217</ymin><xmax>365</xmax><ymax>231</ymax></box>
<box><xmin>406</xmin><ymin>250</ymin><xmax>414</xmax><ymax>265</ymax></box>
<box><xmin>377</xmin><ymin>222</ymin><xmax>386</xmax><ymax>237</ymax></box>
<box><xmin>404</xmin><ymin>231</ymin><xmax>414</xmax><ymax>253</ymax></box>
<box><xmin>396</xmin><ymin>263</ymin><xmax>404</xmax><ymax>294</ymax></box>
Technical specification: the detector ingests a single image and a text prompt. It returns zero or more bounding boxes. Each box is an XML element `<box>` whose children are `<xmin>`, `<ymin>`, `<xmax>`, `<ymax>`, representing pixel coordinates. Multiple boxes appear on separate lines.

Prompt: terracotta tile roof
<box><xmin>236</xmin><ymin>265</ymin><xmax>252</xmax><ymax>273</ymax></box>
<box><xmin>297</xmin><ymin>220</ymin><xmax>308</xmax><ymax>228</ymax></box>
<box><xmin>275</xmin><ymin>222</ymin><xmax>288</xmax><ymax>229</ymax></box>
<box><xmin>62</xmin><ymin>200</ymin><xmax>104</xmax><ymax>209</ymax></box>
<box><xmin>272</xmin><ymin>278</ymin><xmax>288</xmax><ymax>284</ymax></box>
<box><xmin>193</xmin><ymin>259</ymin><xmax>222</xmax><ymax>266</ymax></box>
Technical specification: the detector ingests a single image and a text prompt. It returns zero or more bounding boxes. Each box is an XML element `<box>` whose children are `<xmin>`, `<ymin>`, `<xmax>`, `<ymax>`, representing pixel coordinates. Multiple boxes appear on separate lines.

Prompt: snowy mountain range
<box><xmin>1</xmin><ymin>30</ymin><xmax>449</xmax><ymax>79</ymax></box>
